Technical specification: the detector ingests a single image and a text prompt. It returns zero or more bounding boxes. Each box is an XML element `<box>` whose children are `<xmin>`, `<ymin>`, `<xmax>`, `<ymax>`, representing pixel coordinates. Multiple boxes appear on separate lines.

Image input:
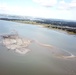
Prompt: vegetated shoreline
<box><xmin>0</xmin><ymin>19</ymin><xmax>76</xmax><ymax>35</ymax></box>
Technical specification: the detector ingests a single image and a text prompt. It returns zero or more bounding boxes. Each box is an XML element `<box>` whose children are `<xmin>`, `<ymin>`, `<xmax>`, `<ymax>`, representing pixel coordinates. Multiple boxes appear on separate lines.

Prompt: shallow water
<box><xmin>0</xmin><ymin>20</ymin><xmax>76</xmax><ymax>75</ymax></box>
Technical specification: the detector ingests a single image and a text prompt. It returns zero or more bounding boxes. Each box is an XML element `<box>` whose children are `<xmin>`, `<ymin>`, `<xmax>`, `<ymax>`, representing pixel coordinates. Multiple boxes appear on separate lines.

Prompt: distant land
<box><xmin>0</xmin><ymin>14</ymin><xmax>76</xmax><ymax>34</ymax></box>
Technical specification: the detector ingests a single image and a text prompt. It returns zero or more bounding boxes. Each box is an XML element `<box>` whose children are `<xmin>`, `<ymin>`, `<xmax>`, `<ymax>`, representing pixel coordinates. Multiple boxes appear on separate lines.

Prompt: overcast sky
<box><xmin>0</xmin><ymin>0</ymin><xmax>76</xmax><ymax>20</ymax></box>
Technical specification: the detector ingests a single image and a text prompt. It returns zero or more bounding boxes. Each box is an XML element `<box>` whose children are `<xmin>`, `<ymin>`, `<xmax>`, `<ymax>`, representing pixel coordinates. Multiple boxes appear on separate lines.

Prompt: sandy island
<box><xmin>1</xmin><ymin>32</ymin><xmax>31</xmax><ymax>54</ymax></box>
<box><xmin>35</xmin><ymin>40</ymin><xmax>76</xmax><ymax>59</ymax></box>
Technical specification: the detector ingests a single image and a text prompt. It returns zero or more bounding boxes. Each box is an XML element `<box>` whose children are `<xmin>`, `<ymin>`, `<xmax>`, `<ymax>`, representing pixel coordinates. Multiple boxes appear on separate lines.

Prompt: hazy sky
<box><xmin>0</xmin><ymin>0</ymin><xmax>76</xmax><ymax>20</ymax></box>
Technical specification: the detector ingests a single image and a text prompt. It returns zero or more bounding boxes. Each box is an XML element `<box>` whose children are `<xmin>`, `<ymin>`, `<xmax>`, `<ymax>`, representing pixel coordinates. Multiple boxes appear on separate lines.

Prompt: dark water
<box><xmin>0</xmin><ymin>20</ymin><xmax>76</xmax><ymax>75</ymax></box>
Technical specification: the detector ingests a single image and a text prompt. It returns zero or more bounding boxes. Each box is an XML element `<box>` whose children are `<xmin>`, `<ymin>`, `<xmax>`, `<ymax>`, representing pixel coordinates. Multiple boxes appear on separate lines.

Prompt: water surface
<box><xmin>0</xmin><ymin>20</ymin><xmax>76</xmax><ymax>75</ymax></box>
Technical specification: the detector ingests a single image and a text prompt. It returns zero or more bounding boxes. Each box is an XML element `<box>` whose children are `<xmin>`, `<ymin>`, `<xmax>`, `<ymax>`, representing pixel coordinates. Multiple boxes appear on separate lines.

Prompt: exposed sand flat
<box><xmin>35</xmin><ymin>40</ymin><xmax>54</xmax><ymax>48</ymax></box>
<box><xmin>61</xmin><ymin>54</ymin><xmax>76</xmax><ymax>59</ymax></box>
<box><xmin>1</xmin><ymin>33</ymin><xmax>31</xmax><ymax>54</ymax></box>
<box><xmin>15</xmin><ymin>49</ymin><xmax>30</xmax><ymax>54</ymax></box>
<box><xmin>35</xmin><ymin>40</ymin><xmax>76</xmax><ymax>59</ymax></box>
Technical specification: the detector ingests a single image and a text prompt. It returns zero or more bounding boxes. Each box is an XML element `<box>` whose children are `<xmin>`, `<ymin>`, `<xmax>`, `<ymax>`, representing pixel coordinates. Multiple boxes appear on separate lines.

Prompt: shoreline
<box><xmin>1</xmin><ymin>19</ymin><xmax>76</xmax><ymax>35</ymax></box>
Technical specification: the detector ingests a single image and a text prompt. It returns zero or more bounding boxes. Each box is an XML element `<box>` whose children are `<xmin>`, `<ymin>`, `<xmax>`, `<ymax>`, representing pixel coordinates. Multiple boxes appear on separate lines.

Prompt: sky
<box><xmin>0</xmin><ymin>0</ymin><xmax>76</xmax><ymax>20</ymax></box>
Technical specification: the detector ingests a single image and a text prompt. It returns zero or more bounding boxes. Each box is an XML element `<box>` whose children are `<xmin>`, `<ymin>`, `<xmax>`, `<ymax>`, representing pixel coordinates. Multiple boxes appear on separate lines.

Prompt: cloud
<box><xmin>0</xmin><ymin>3</ymin><xmax>11</xmax><ymax>14</ymax></box>
<box><xmin>0</xmin><ymin>3</ymin><xmax>25</xmax><ymax>15</ymax></box>
<box><xmin>69</xmin><ymin>0</ymin><xmax>76</xmax><ymax>8</ymax></box>
<box><xmin>57</xmin><ymin>0</ymin><xmax>70</xmax><ymax>10</ymax></box>
<box><xmin>57</xmin><ymin>0</ymin><xmax>76</xmax><ymax>10</ymax></box>
<box><xmin>0</xmin><ymin>3</ymin><xmax>51</xmax><ymax>17</ymax></box>
<box><xmin>33</xmin><ymin>0</ymin><xmax>76</xmax><ymax>10</ymax></box>
<box><xmin>33</xmin><ymin>0</ymin><xmax>57</xmax><ymax>7</ymax></box>
<box><xmin>0</xmin><ymin>3</ymin><xmax>8</xmax><ymax>10</ymax></box>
